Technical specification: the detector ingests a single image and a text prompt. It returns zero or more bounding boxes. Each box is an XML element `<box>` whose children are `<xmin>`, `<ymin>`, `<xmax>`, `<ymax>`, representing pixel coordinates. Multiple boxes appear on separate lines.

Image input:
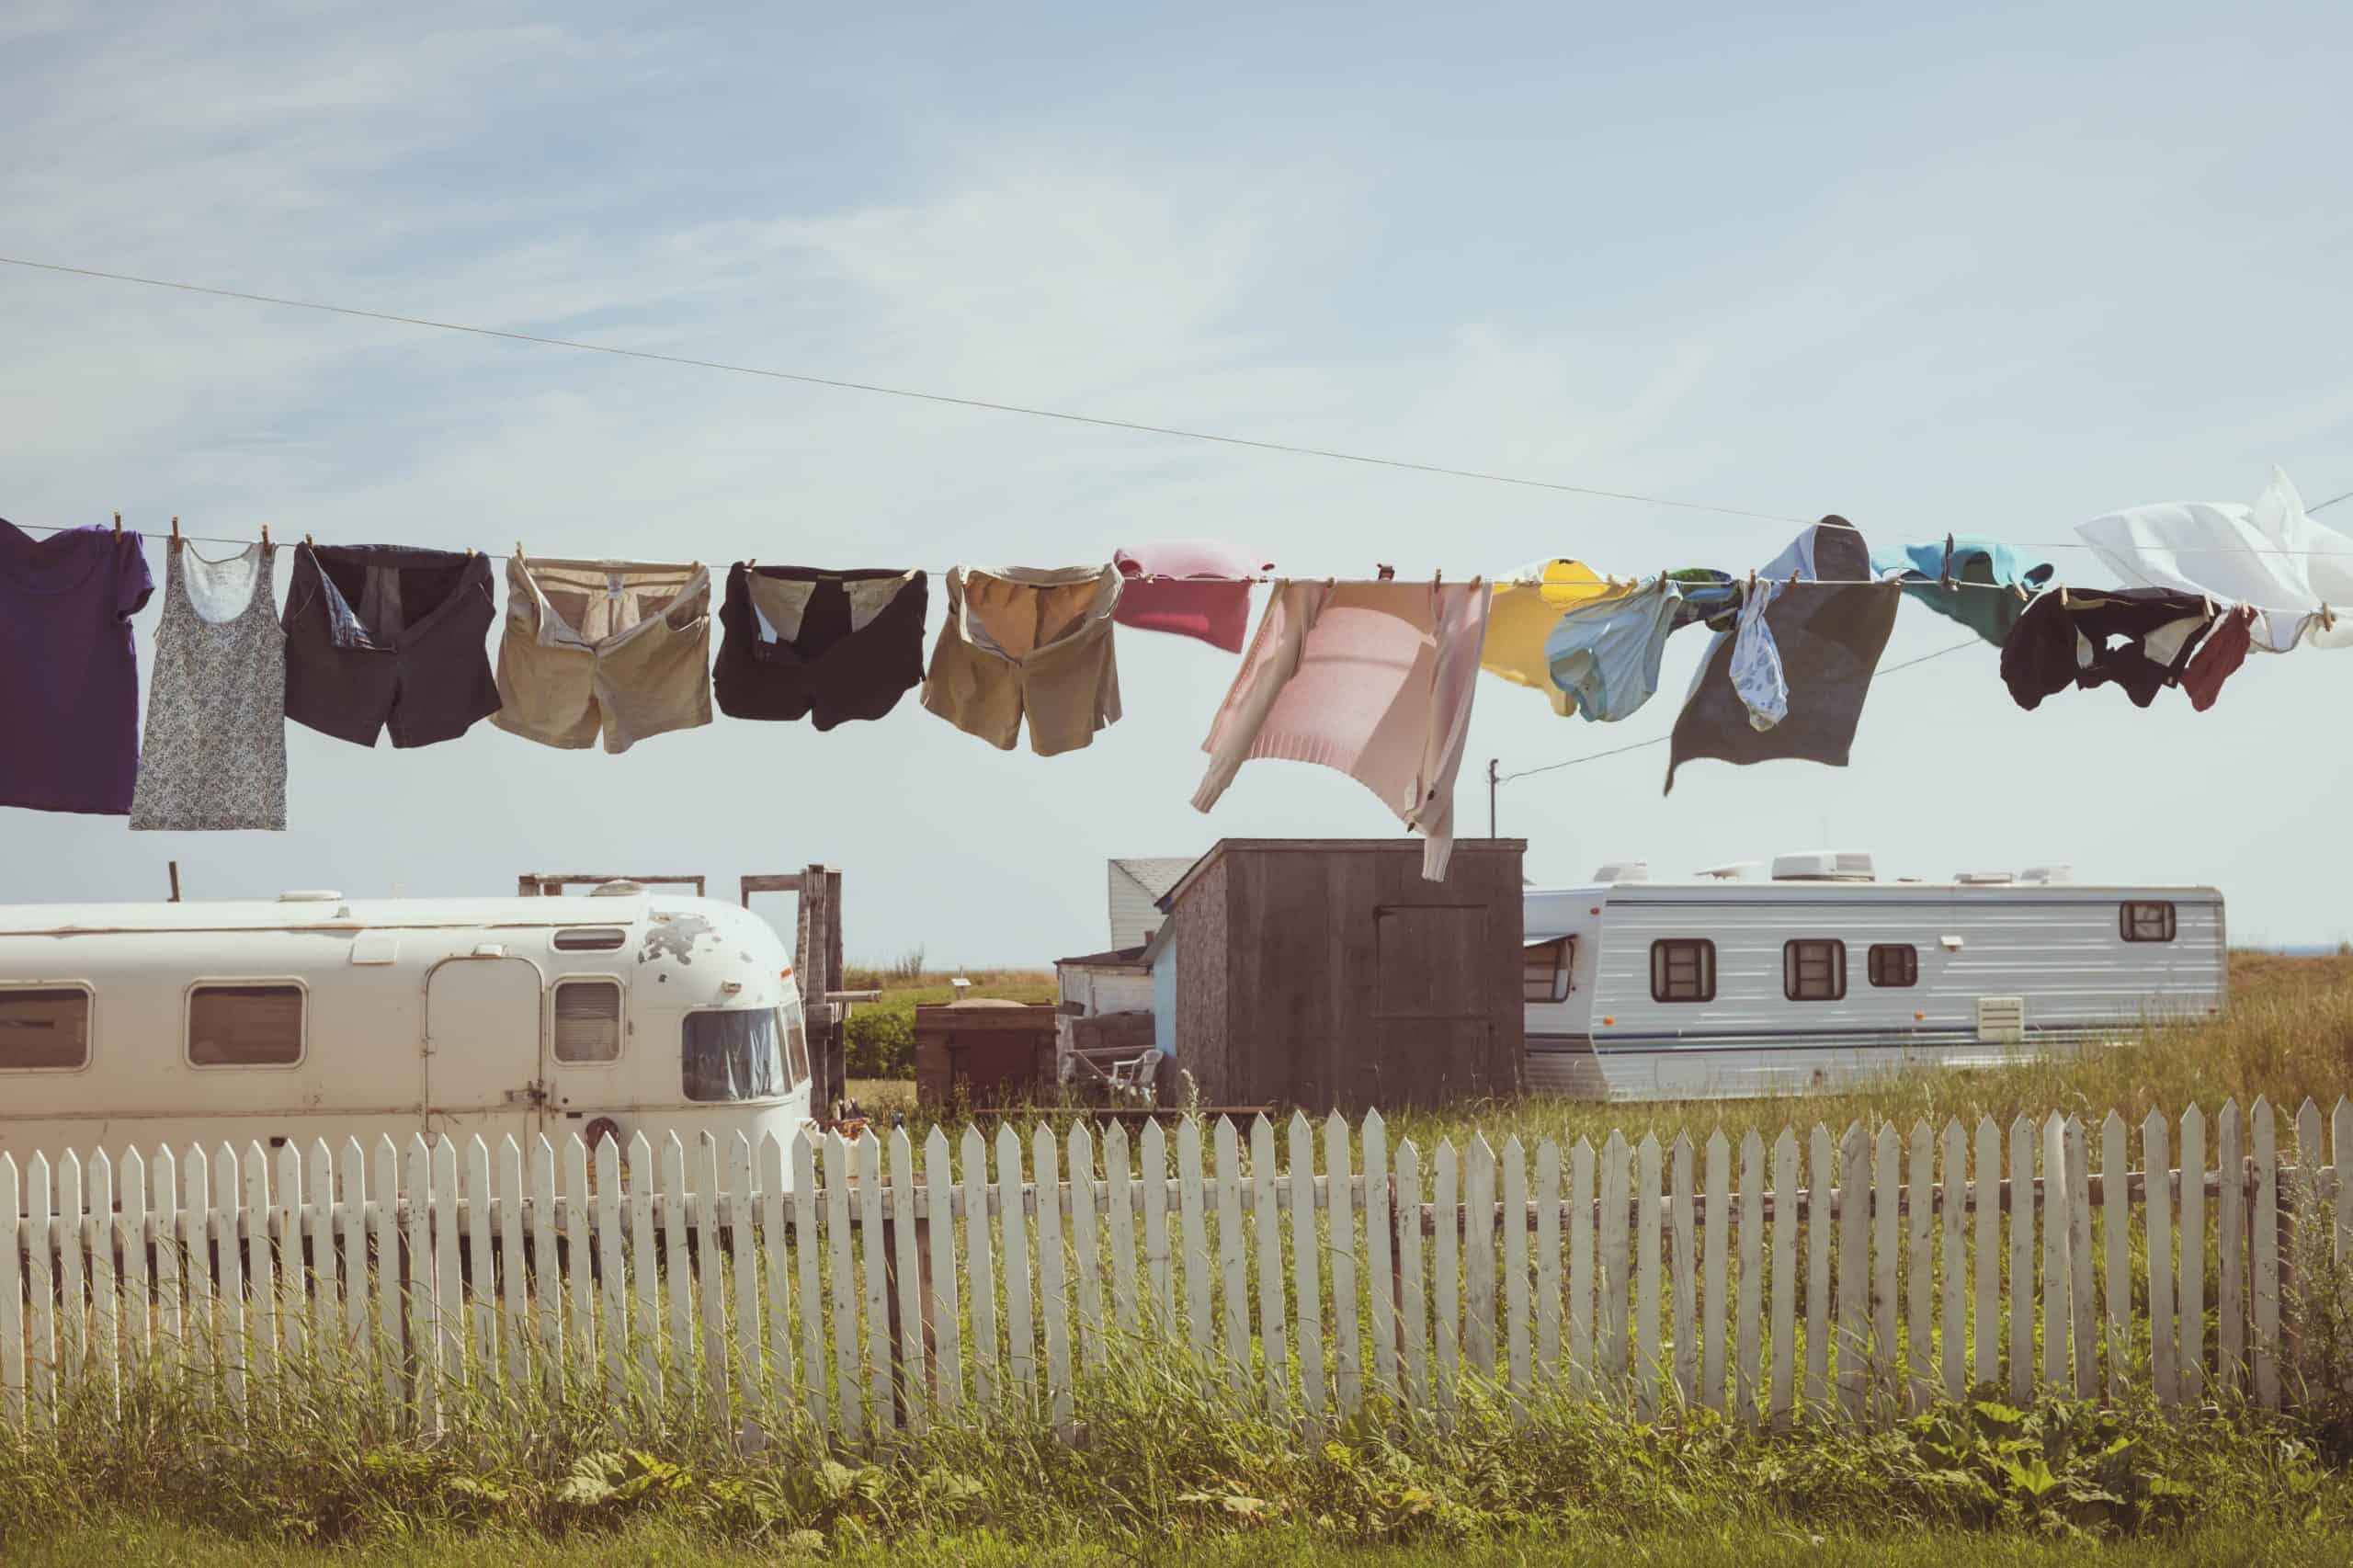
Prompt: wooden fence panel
<box><xmin>2252</xmin><ymin>1097</ymin><xmax>2279</xmax><ymax>1410</ymax></box>
<box><xmin>2143</xmin><ymin>1111</ymin><xmax>2176</xmax><ymax>1407</ymax></box>
<box><xmin>1332</xmin><ymin>1115</ymin><xmax>1365</xmax><ymax>1415</ymax></box>
<box><xmin>2</xmin><ymin>1105</ymin><xmax>2332</xmax><ymax>1449</ymax></box>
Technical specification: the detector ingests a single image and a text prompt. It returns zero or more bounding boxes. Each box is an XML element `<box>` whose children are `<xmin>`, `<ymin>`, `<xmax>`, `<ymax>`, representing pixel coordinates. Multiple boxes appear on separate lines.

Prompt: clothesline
<box><xmin>3</xmin><ymin>514</ymin><xmax>2349</xmax><ymax>586</ymax></box>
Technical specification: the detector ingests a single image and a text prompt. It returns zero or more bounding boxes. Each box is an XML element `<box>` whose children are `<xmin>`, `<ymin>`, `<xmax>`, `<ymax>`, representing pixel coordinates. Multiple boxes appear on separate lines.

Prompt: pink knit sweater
<box><xmin>1191</xmin><ymin>580</ymin><xmax>1490</xmax><ymax>880</ymax></box>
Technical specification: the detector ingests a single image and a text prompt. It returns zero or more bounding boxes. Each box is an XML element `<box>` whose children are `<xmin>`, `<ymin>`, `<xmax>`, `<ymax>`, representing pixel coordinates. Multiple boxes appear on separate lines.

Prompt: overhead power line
<box><xmin>0</xmin><ymin>254</ymin><xmax>1812</xmax><ymax>525</ymax></box>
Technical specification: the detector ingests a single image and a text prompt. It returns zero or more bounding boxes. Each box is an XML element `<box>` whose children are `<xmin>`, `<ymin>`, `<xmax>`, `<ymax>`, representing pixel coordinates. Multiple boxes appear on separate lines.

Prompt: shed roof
<box><xmin>1152</xmin><ymin>837</ymin><xmax>1529</xmax><ymax>915</ymax></box>
<box><xmin>1054</xmin><ymin>945</ymin><xmax>1152</xmax><ymax>971</ymax></box>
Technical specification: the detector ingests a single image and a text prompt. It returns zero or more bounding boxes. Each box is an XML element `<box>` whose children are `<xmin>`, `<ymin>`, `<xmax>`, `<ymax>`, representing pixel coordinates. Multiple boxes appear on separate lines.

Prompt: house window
<box><xmin>1650</xmin><ymin>939</ymin><xmax>1715</xmax><ymax>1004</ymax></box>
<box><xmin>187</xmin><ymin>983</ymin><xmax>305</xmax><ymax>1066</ymax></box>
<box><xmin>2120</xmin><ymin>902</ymin><xmax>2177</xmax><ymax>943</ymax></box>
<box><xmin>1867</xmin><ymin>944</ymin><xmax>1918</xmax><ymax>988</ymax></box>
<box><xmin>1523</xmin><ymin>937</ymin><xmax>1574</xmax><ymax>1004</ymax></box>
<box><xmin>552</xmin><ymin>979</ymin><xmax>623</xmax><ymax>1063</ymax></box>
<box><xmin>1783</xmin><ymin>940</ymin><xmax>1847</xmax><ymax>1002</ymax></box>
<box><xmin>0</xmin><ymin>985</ymin><xmax>92</xmax><ymax>1071</ymax></box>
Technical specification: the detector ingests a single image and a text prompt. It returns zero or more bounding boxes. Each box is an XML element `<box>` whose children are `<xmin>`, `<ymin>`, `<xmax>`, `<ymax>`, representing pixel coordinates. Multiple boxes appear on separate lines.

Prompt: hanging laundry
<box><xmin>1997</xmin><ymin>585</ymin><xmax>2221</xmax><ymax>710</ymax></box>
<box><xmin>922</xmin><ymin>565</ymin><xmax>1123</xmax><ymax>755</ymax></box>
<box><xmin>715</xmin><ymin>565</ymin><xmax>928</xmax><ymax>729</ymax></box>
<box><xmin>2180</xmin><ymin>605</ymin><xmax>2254</xmax><ymax>712</ymax></box>
<box><xmin>1729</xmin><ymin>579</ymin><xmax>1787</xmax><ymax>730</ymax></box>
<box><xmin>1193</xmin><ymin>579</ymin><xmax>1489</xmax><ymax>880</ymax></box>
<box><xmin>0</xmin><ymin>518</ymin><xmax>153</xmax><ymax>815</ymax></box>
<box><xmin>2076</xmin><ymin>468</ymin><xmax>2353</xmax><ymax>652</ymax></box>
<box><xmin>1665</xmin><ymin>568</ymin><xmax>1742</xmax><ymax>632</ymax></box>
<box><xmin>131</xmin><ymin>540</ymin><xmax>287</xmax><ymax>831</ymax></box>
<box><xmin>281</xmin><ymin>543</ymin><xmax>501</xmax><ymax>748</ymax></box>
<box><xmin>1664</xmin><ymin>517</ymin><xmax>1899</xmax><ymax>795</ymax></box>
<box><xmin>1541</xmin><ymin>575</ymin><xmax>1688</xmax><ymax>722</ymax></box>
<box><xmin>1870</xmin><ymin>536</ymin><xmax>2054</xmax><ymax>647</ymax></box>
<box><xmin>1480</xmin><ymin>559</ymin><xmax>1629</xmax><ymax>713</ymax></box>
<box><xmin>493</xmin><ymin>555</ymin><xmax>712</xmax><ymax>753</ymax></box>
<box><xmin>1111</xmin><ymin>540</ymin><xmax>1270</xmax><ymax>653</ymax></box>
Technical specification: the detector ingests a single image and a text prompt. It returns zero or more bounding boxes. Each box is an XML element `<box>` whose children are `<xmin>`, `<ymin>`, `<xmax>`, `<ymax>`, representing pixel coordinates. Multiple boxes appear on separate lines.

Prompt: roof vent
<box><xmin>1955</xmin><ymin>870</ymin><xmax>2016</xmax><ymax>885</ymax></box>
<box><xmin>278</xmin><ymin>890</ymin><xmax>345</xmax><ymax>903</ymax></box>
<box><xmin>1593</xmin><ymin>861</ymin><xmax>1650</xmax><ymax>884</ymax></box>
<box><xmin>2019</xmin><ymin>865</ymin><xmax>2074</xmax><ymax>884</ymax></box>
<box><xmin>1694</xmin><ymin>861</ymin><xmax>1759</xmax><ymax>881</ymax></box>
<box><xmin>1770</xmin><ymin>850</ymin><xmax>1875</xmax><ymax>881</ymax></box>
<box><xmin>588</xmin><ymin>881</ymin><xmax>644</xmax><ymax>898</ymax></box>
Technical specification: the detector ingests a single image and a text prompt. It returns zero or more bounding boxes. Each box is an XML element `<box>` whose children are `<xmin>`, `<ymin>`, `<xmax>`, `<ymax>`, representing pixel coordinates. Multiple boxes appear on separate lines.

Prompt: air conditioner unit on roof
<box><xmin>1593</xmin><ymin>861</ymin><xmax>1649</xmax><ymax>884</ymax></box>
<box><xmin>1770</xmin><ymin>850</ymin><xmax>1875</xmax><ymax>881</ymax></box>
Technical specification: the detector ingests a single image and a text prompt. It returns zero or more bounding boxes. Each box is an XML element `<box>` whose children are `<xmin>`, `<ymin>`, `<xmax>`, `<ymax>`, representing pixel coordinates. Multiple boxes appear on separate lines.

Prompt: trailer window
<box><xmin>785</xmin><ymin>1008</ymin><xmax>811</xmax><ymax>1089</ymax></box>
<box><xmin>552</xmin><ymin>927</ymin><xmax>628</xmax><ymax>952</ymax></box>
<box><xmin>2120</xmin><ymin>902</ymin><xmax>2177</xmax><ymax>943</ymax></box>
<box><xmin>1523</xmin><ymin>937</ymin><xmax>1574</xmax><ymax>1003</ymax></box>
<box><xmin>552</xmin><ymin>979</ymin><xmax>623</xmax><ymax>1062</ymax></box>
<box><xmin>682</xmin><ymin>1007</ymin><xmax>788</xmax><ymax>1102</ymax></box>
<box><xmin>1784</xmin><ymin>940</ymin><xmax>1847</xmax><ymax>1002</ymax></box>
<box><xmin>1650</xmin><ymin>939</ymin><xmax>1715</xmax><ymax>1004</ymax></box>
<box><xmin>0</xmin><ymin>986</ymin><xmax>92</xmax><ymax>1071</ymax></box>
<box><xmin>1867</xmin><ymin>944</ymin><xmax>1918</xmax><ymax>988</ymax></box>
<box><xmin>187</xmin><ymin>983</ymin><xmax>304</xmax><ymax>1066</ymax></box>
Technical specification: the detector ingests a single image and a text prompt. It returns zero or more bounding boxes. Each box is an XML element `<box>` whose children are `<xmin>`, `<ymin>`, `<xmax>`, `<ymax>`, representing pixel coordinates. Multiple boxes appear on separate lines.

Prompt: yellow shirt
<box><xmin>1480</xmin><ymin>560</ymin><xmax>1630</xmax><ymax>714</ymax></box>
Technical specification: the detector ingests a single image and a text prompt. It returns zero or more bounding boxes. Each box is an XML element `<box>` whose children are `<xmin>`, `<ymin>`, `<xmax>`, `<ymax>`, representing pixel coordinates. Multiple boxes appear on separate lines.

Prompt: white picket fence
<box><xmin>5</xmin><ymin>1096</ymin><xmax>2350</xmax><ymax>1440</ymax></box>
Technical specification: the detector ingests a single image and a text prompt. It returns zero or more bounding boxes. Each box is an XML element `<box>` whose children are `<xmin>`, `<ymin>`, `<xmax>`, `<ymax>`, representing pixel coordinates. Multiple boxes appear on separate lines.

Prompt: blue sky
<box><xmin>5</xmin><ymin>2</ymin><xmax>2351</xmax><ymax>957</ymax></box>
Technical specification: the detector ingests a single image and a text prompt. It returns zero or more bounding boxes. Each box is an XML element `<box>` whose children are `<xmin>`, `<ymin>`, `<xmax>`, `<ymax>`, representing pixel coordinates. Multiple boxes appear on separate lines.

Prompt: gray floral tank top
<box><xmin>130</xmin><ymin>541</ymin><xmax>288</xmax><ymax>831</ymax></box>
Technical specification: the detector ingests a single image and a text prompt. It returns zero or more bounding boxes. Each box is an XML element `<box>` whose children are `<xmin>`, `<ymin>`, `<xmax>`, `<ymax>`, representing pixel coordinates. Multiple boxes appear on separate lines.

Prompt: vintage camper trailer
<box><xmin>1523</xmin><ymin>852</ymin><xmax>2225</xmax><ymax>1100</ymax></box>
<box><xmin>0</xmin><ymin>886</ymin><xmax>813</xmax><ymax>1165</ymax></box>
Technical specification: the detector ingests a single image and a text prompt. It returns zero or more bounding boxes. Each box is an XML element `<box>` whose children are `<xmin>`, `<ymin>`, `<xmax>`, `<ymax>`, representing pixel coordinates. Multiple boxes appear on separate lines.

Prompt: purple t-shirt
<box><xmin>1</xmin><ymin>520</ymin><xmax>155</xmax><ymax>814</ymax></box>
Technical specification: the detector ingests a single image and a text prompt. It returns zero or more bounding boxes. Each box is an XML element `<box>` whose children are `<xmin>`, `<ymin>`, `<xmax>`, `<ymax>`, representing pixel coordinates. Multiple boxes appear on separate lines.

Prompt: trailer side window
<box><xmin>1650</xmin><ymin>939</ymin><xmax>1715</xmax><ymax>1003</ymax></box>
<box><xmin>552</xmin><ymin>927</ymin><xmax>628</xmax><ymax>952</ymax></box>
<box><xmin>785</xmin><ymin>1007</ymin><xmax>811</xmax><ymax>1089</ymax></box>
<box><xmin>2120</xmin><ymin>902</ymin><xmax>2177</xmax><ymax>943</ymax></box>
<box><xmin>0</xmin><ymin>985</ymin><xmax>92</xmax><ymax>1071</ymax></box>
<box><xmin>1523</xmin><ymin>937</ymin><xmax>1574</xmax><ymax>1003</ymax></box>
<box><xmin>187</xmin><ymin>983</ymin><xmax>304</xmax><ymax>1066</ymax></box>
<box><xmin>1784</xmin><ymin>940</ymin><xmax>1847</xmax><ymax>1002</ymax></box>
<box><xmin>1867</xmin><ymin>944</ymin><xmax>1918</xmax><ymax>988</ymax></box>
<box><xmin>552</xmin><ymin>979</ymin><xmax>623</xmax><ymax>1062</ymax></box>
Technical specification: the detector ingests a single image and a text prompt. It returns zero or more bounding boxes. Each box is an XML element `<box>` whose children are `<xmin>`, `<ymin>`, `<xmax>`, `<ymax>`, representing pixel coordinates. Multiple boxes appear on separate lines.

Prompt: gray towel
<box><xmin>1664</xmin><ymin>518</ymin><xmax>1900</xmax><ymax>795</ymax></box>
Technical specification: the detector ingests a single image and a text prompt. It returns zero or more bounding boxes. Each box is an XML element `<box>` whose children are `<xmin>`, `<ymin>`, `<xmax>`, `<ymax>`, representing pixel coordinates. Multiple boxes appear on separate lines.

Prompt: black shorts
<box><xmin>282</xmin><ymin>543</ymin><xmax>502</xmax><ymax>748</ymax></box>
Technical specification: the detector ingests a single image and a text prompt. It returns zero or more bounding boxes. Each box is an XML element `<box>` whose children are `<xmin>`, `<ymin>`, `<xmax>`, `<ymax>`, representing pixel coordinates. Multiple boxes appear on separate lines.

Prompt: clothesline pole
<box><xmin>1487</xmin><ymin>757</ymin><xmax>1500</xmax><ymax>839</ymax></box>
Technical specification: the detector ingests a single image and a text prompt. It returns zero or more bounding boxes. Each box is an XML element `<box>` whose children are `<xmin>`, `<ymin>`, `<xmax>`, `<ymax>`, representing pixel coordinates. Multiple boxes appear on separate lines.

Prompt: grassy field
<box><xmin>10</xmin><ymin>954</ymin><xmax>2353</xmax><ymax>1565</ymax></box>
<box><xmin>848</xmin><ymin>951</ymin><xmax>2353</xmax><ymax>1153</ymax></box>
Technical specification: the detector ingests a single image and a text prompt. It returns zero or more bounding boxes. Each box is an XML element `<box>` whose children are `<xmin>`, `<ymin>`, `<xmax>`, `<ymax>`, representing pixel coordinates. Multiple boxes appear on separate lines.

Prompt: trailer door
<box><xmin>423</xmin><ymin>953</ymin><xmax>544</xmax><ymax>1142</ymax></box>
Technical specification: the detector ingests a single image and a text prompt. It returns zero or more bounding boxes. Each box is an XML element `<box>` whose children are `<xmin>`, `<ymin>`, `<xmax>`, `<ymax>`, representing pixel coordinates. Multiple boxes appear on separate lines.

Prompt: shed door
<box><xmin>424</xmin><ymin>955</ymin><xmax>544</xmax><ymax>1141</ymax></box>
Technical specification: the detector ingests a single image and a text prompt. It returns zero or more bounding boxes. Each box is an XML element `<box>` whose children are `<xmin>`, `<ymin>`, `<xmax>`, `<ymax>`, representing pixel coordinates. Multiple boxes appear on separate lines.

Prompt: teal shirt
<box><xmin>1870</xmin><ymin>537</ymin><xmax>2054</xmax><ymax>646</ymax></box>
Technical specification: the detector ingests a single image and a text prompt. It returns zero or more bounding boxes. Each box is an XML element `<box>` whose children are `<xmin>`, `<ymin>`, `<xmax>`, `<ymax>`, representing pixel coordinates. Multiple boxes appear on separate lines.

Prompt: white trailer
<box><xmin>1521</xmin><ymin>851</ymin><xmax>2225</xmax><ymax>1100</ymax></box>
<box><xmin>0</xmin><ymin>886</ymin><xmax>813</xmax><ymax>1166</ymax></box>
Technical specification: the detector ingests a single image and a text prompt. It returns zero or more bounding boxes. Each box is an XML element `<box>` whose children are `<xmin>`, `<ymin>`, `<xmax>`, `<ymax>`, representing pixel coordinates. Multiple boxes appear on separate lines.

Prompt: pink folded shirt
<box><xmin>1112</xmin><ymin>540</ymin><xmax>1272</xmax><ymax>653</ymax></box>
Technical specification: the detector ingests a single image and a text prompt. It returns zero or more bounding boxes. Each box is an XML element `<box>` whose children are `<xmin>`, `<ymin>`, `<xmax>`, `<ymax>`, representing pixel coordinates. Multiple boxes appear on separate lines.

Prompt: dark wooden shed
<box><xmin>1156</xmin><ymin>838</ymin><xmax>1526</xmax><ymax>1114</ymax></box>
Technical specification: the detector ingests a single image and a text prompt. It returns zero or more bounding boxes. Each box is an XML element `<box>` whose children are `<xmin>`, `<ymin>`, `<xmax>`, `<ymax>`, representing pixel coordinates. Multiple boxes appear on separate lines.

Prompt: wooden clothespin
<box><xmin>1746</xmin><ymin>567</ymin><xmax>1757</xmax><ymax>593</ymax></box>
<box><xmin>2015</xmin><ymin>578</ymin><xmax>2030</xmax><ymax>601</ymax></box>
<box><xmin>1375</xmin><ymin>562</ymin><xmax>1395</xmax><ymax>581</ymax></box>
<box><xmin>1938</xmin><ymin>533</ymin><xmax>1954</xmax><ymax>591</ymax></box>
<box><xmin>2323</xmin><ymin>603</ymin><xmax>2335</xmax><ymax>632</ymax></box>
<box><xmin>169</xmin><ymin>516</ymin><xmax>180</xmax><ymax>551</ymax></box>
<box><xmin>304</xmin><ymin>531</ymin><xmax>315</xmax><ymax>548</ymax></box>
<box><xmin>260</xmin><ymin>523</ymin><xmax>271</xmax><ymax>550</ymax></box>
<box><xmin>2060</xmin><ymin>586</ymin><xmax>2070</xmax><ymax>608</ymax></box>
<box><xmin>112</xmin><ymin>511</ymin><xmax>122</xmax><ymax>540</ymax></box>
<box><xmin>1431</xmin><ymin>568</ymin><xmax>1442</xmax><ymax>588</ymax></box>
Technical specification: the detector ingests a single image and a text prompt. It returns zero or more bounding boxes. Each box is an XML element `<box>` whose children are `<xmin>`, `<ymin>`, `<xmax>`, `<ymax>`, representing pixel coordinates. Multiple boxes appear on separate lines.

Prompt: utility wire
<box><xmin>2</xmin><ymin>255</ymin><xmax>2345</xmax><ymax>548</ymax></box>
<box><xmin>1492</xmin><ymin>636</ymin><xmax>1986</xmax><ymax>787</ymax></box>
<box><xmin>0</xmin><ymin>254</ymin><xmax>1811</xmax><ymax>524</ymax></box>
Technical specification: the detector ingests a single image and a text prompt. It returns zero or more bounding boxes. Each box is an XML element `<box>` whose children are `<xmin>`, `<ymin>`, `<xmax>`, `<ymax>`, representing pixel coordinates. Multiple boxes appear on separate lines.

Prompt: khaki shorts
<box><xmin>921</xmin><ymin>565</ymin><xmax>1122</xmax><ymax>756</ymax></box>
<box><xmin>493</xmin><ymin>556</ymin><xmax>712</xmax><ymax>753</ymax></box>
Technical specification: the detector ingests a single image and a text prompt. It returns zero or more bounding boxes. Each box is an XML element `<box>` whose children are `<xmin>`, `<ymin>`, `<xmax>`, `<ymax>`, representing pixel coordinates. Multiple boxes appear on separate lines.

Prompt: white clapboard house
<box><xmin>1522</xmin><ymin>851</ymin><xmax>2225</xmax><ymax>1100</ymax></box>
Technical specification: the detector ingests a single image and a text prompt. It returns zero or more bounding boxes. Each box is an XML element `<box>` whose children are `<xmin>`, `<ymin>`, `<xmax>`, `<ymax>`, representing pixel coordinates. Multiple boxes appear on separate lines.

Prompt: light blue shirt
<box><xmin>1543</xmin><ymin>577</ymin><xmax>1684</xmax><ymax>722</ymax></box>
